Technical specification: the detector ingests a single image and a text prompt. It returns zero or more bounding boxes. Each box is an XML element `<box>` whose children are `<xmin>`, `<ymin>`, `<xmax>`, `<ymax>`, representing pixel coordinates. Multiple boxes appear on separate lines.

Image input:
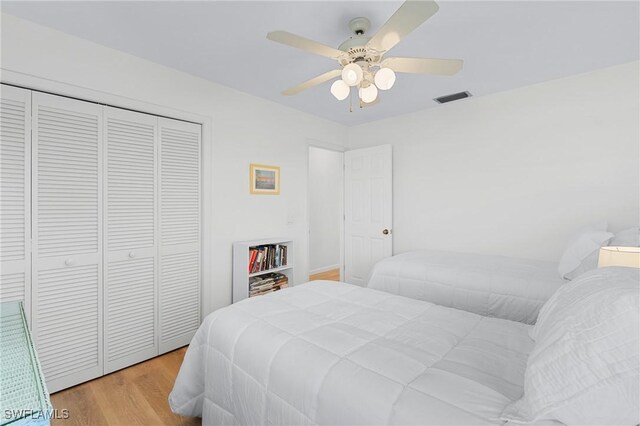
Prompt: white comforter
<box><xmin>170</xmin><ymin>281</ymin><xmax>534</xmax><ymax>425</ymax></box>
<box><xmin>367</xmin><ymin>251</ymin><xmax>564</xmax><ymax>324</ymax></box>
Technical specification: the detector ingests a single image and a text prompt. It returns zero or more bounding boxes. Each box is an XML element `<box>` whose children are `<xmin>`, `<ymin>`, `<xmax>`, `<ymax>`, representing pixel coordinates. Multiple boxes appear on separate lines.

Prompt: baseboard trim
<box><xmin>309</xmin><ymin>264</ymin><xmax>340</xmax><ymax>275</ymax></box>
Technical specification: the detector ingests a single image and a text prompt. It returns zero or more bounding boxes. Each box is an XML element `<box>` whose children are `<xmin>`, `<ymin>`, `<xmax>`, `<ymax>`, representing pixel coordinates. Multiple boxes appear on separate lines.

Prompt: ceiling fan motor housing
<box><xmin>338</xmin><ymin>46</ymin><xmax>383</xmax><ymax>67</ymax></box>
<box><xmin>338</xmin><ymin>17</ymin><xmax>382</xmax><ymax>66</ymax></box>
<box><xmin>338</xmin><ymin>17</ymin><xmax>383</xmax><ymax>66</ymax></box>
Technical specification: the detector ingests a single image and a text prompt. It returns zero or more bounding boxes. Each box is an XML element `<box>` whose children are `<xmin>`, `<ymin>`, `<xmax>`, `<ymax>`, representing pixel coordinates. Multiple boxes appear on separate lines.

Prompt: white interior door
<box><xmin>103</xmin><ymin>106</ymin><xmax>158</xmax><ymax>373</ymax></box>
<box><xmin>0</xmin><ymin>85</ymin><xmax>31</xmax><ymax>322</ymax></box>
<box><xmin>344</xmin><ymin>145</ymin><xmax>392</xmax><ymax>286</ymax></box>
<box><xmin>31</xmin><ymin>92</ymin><xmax>103</xmax><ymax>392</ymax></box>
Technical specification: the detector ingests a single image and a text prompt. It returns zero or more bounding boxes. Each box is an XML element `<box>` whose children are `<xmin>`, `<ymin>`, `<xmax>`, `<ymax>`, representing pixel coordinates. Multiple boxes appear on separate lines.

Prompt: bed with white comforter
<box><xmin>367</xmin><ymin>251</ymin><xmax>564</xmax><ymax>324</ymax></box>
<box><xmin>170</xmin><ymin>281</ymin><xmax>534</xmax><ymax>425</ymax></box>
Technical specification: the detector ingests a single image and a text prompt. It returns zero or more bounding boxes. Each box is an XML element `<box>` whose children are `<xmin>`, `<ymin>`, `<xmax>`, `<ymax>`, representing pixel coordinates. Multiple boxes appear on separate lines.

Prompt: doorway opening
<box><xmin>308</xmin><ymin>146</ymin><xmax>344</xmax><ymax>282</ymax></box>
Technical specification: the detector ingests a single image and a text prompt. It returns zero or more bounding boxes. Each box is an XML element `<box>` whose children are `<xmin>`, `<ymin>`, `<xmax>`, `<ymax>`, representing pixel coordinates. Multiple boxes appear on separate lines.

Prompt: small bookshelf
<box><xmin>233</xmin><ymin>238</ymin><xmax>294</xmax><ymax>303</ymax></box>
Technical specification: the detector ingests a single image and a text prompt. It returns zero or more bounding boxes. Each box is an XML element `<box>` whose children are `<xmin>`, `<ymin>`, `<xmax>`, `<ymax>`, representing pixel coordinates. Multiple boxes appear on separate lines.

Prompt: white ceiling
<box><xmin>2</xmin><ymin>1</ymin><xmax>639</xmax><ymax>126</ymax></box>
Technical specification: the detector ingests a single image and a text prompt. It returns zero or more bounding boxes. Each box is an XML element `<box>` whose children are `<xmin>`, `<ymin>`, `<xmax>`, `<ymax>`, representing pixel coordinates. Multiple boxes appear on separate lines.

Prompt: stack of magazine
<box><xmin>249</xmin><ymin>272</ymin><xmax>289</xmax><ymax>297</ymax></box>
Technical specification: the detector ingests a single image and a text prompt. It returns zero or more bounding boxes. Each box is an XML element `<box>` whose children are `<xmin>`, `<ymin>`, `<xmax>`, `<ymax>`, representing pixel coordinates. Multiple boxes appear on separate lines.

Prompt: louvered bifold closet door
<box><xmin>31</xmin><ymin>92</ymin><xmax>103</xmax><ymax>393</ymax></box>
<box><xmin>104</xmin><ymin>107</ymin><xmax>158</xmax><ymax>373</ymax></box>
<box><xmin>159</xmin><ymin>118</ymin><xmax>201</xmax><ymax>354</ymax></box>
<box><xmin>0</xmin><ymin>85</ymin><xmax>31</xmax><ymax>321</ymax></box>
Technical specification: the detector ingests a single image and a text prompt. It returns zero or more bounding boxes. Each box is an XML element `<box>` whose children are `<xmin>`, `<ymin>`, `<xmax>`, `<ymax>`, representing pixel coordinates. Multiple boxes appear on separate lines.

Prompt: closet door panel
<box><xmin>0</xmin><ymin>85</ymin><xmax>31</xmax><ymax>321</ymax></box>
<box><xmin>35</xmin><ymin>263</ymin><xmax>100</xmax><ymax>390</ymax></box>
<box><xmin>36</xmin><ymin>102</ymin><xmax>100</xmax><ymax>257</ymax></box>
<box><xmin>104</xmin><ymin>107</ymin><xmax>158</xmax><ymax>373</ymax></box>
<box><xmin>159</xmin><ymin>118</ymin><xmax>201</xmax><ymax>353</ymax></box>
<box><xmin>106</xmin><ymin>108</ymin><xmax>156</xmax><ymax>251</ymax></box>
<box><xmin>31</xmin><ymin>92</ymin><xmax>103</xmax><ymax>392</ymax></box>
<box><xmin>105</xmin><ymin>257</ymin><xmax>155</xmax><ymax>371</ymax></box>
<box><xmin>160</xmin><ymin>250</ymin><xmax>199</xmax><ymax>348</ymax></box>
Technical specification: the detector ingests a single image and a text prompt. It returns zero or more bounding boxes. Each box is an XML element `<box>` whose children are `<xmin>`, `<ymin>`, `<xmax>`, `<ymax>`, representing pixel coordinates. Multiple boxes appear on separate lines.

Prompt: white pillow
<box><xmin>558</xmin><ymin>223</ymin><xmax>613</xmax><ymax>280</ymax></box>
<box><xmin>611</xmin><ymin>226</ymin><xmax>640</xmax><ymax>247</ymax></box>
<box><xmin>502</xmin><ymin>267</ymin><xmax>640</xmax><ymax>425</ymax></box>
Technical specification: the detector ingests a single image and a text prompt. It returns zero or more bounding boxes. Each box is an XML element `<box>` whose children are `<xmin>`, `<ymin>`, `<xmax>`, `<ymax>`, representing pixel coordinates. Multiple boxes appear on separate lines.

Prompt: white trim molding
<box><xmin>309</xmin><ymin>264</ymin><xmax>341</xmax><ymax>276</ymax></box>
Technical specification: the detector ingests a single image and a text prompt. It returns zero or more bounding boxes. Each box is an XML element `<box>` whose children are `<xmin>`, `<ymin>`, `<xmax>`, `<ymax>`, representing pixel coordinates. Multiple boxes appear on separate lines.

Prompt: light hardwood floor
<box><xmin>51</xmin><ymin>347</ymin><xmax>200</xmax><ymax>426</ymax></box>
<box><xmin>309</xmin><ymin>268</ymin><xmax>340</xmax><ymax>281</ymax></box>
<box><xmin>51</xmin><ymin>271</ymin><xmax>339</xmax><ymax>426</ymax></box>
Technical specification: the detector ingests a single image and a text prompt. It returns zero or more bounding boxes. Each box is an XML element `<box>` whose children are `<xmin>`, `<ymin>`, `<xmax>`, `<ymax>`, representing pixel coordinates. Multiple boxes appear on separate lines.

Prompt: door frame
<box><xmin>306</xmin><ymin>140</ymin><xmax>346</xmax><ymax>282</ymax></box>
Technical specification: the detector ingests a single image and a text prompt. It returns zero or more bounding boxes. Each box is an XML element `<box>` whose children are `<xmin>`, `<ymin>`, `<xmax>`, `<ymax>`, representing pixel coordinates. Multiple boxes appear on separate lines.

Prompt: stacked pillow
<box><xmin>557</xmin><ymin>222</ymin><xmax>613</xmax><ymax>280</ymax></box>
<box><xmin>558</xmin><ymin>224</ymin><xmax>640</xmax><ymax>281</ymax></box>
<box><xmin>501</xmin><ymin>267</ymin><xmax>640</xmax><ymax>425</ymax></box>
<box><xmin>611</xmin><ymin>226</ymin><xmax>640</xmax><ymax>247</ymax></box>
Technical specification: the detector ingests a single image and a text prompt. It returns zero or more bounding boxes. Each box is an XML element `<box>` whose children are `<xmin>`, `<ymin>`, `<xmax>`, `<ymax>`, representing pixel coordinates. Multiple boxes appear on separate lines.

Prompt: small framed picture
<box><xmin>249</xmin><ymin>164</ymin><xmax>280</xmax><ymax>195</ymax></box>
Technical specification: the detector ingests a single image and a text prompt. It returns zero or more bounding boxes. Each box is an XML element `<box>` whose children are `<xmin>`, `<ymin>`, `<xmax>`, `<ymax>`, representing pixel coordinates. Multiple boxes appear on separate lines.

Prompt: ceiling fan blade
<box><xmin>382</xmin><ymin>57</ymin><xmax>463</xmax><ymax>75</ymax></box>
<box><xmin>282</xmin><ymin>69</ymin><xmax>342</xmax><ymax>96</ymax></box>
<box><xmin>367</xmin><ymin>0</ymin><xmax>440</xmax><ymax>54</ymax></box>
<box><xmin>267</xmin><ymin>31</ymin><xmax>345</xmax><ymax>59</ymax></box>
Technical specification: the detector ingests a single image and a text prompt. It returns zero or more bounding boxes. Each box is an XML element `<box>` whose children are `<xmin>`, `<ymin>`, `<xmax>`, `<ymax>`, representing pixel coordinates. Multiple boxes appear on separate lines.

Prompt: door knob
<box><xmin>65</xmin><ymin>259</ymin><xmax>75</xmax><ymax>266</ymax></box>
<box><xmin>382</xmin><ymin>229</ymin><xmax>390</xmax><ymax>235</ymax></box>
<box><xmin>128</xmin><ymin>251</ymin><xmax>136</xmax><ymax>258</ymax></box>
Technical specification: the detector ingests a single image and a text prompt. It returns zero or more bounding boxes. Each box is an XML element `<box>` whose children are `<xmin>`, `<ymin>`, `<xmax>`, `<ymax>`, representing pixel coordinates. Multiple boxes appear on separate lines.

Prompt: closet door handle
<box><xmin>64</xmin><ymin>258</ymin><xmax>75</xmax><ymax>267</ymax></box>
<box><xmin>128</xmin><ymin>251</ymin><xmax>136</xmax><ymax>259</ymax></box>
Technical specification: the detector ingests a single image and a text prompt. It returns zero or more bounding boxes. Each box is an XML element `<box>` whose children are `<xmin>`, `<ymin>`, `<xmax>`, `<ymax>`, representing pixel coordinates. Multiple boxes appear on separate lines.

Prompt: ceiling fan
<box><xmin>266</xmin><ymin>0</ymin><xmax>463</xmax><ymax>107</ymax></box>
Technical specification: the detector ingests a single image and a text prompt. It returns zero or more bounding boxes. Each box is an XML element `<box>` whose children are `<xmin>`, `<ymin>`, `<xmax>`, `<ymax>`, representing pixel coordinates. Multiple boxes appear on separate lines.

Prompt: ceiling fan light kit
<box><xmin>267</xmin><ymin>0</ymin><xmax>463</xmax><ymax>109</ymax></box>
<box><xmin>374</xmin><ymin>67</ymin><xmax>396</xmax><ymax>91</ymax></box>
<box><xmin>342</xmin><ymin>63</ymin><xmax>364</xmax><ymax>86</ymax></box>
<box><xmin>359</xmin><ymin>84</ymin><xmax>379</xmax><ymax>104</ymax></box>
<box><xmin>330</xmin><ymin>80</ymin><xmax>350</xmax><ymax>100</ymax></box>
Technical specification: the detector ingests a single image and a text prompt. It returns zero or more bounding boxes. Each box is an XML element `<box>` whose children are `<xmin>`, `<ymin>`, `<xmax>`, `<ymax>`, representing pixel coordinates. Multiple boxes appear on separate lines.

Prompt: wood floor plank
<box><xmin>91</xmin><ymin>367</ymin><xmax>164</xmax><ymax>425</ymax></box>
<box><xmin>50</xmin><ymin>347</ymin><xmax>200</xmax><ymax>426</ymax></box>
<box><xmin>50</xmin><ymin>384</ymin><xmax>109</xmax><ymax>426</ymax></box>
<box><xmin>309</xmin><ymin>268</ymin><xmax>341</xmax><ymax>281</ymax></box>
<box><xmin>132</xmin><ymin>368</ymin><xmax>198</xmax><ymax>426</ymax></box>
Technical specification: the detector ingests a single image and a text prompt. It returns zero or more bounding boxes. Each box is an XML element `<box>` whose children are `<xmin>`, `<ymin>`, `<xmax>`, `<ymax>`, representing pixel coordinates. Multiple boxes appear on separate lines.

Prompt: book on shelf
<box><xmin>248</xmin><ymin>249</ymin><xmax>258</xmax><ymax>273</ymax></box>
<box><xmin>249</xmin><ymin>272</ymin><xmax>289</xmax><ymax>298</ymax></box>
<box><xmin>248</xmin><ymin>244</ymin><xmax>288</xmax><ymax>273</ymax></box>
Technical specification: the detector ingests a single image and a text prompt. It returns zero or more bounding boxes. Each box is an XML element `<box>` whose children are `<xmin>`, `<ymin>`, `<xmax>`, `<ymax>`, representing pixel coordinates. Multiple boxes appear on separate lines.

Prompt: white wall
<box><xmin>3</xmin><ymin>12</ymin><xmax>638</xmax><ymax>311</ymax></box>
<box><xmin>349</xmin><ymin>62</ymin><xmax>640</xmax><ymax>262</ymax></box>
<box><xmin>308</xmin><ymin>147</ymin><xmax>343</xmax><ymax>274</ymax></box>
<box><xmin>1</xmin><ymin>14</ymin><xmax>348</xmax><ymax>315</ymax></box>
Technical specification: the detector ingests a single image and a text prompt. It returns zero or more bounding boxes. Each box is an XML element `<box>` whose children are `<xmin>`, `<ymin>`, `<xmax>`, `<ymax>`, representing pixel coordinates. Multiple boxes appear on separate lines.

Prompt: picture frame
<box><xmin>249</xmin><ymin>164</ymin><xmax>280</xmax><ymax>195</ymax></box>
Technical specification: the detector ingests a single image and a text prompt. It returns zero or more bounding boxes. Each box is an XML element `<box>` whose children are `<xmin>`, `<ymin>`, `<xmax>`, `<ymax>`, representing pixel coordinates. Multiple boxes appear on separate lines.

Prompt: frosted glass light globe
<box><xmin>359</xmin><ymin>84</ymin><xmax>378</xmax><ymax>103</ymax></box>
<box><xmin>330</xmin><ymin>80</ymin><xmax>350</xmax><ymax>101</ymax></box>
<box><xmin>374</xmin><ymin>67</ymin><xmax>396</xmax><ymax>90</ymax></box>
<box><xmin>341</xmin><ymin>63</ymin><xmax>363</xmax><ymax>87</ymax></box>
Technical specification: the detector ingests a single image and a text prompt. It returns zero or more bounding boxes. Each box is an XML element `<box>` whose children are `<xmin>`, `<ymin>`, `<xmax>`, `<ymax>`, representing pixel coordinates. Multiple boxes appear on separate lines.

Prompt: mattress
<box><xmin>367</xmin><ymin>250</ymin><xmax>564</xmax><ymax>324</ymax></box>
<box><xmin>170</xmin><ymin>281</ymin><xmax>534</xmax><ymax>425</ymax></box>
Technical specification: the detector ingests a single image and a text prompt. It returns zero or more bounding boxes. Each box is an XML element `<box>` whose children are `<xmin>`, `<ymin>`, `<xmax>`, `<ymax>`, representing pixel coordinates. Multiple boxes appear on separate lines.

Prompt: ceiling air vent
<box><xmin>434</xmin><ymin>91</ymin><xmax>472</xmax><ymax>104</ymax></box>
